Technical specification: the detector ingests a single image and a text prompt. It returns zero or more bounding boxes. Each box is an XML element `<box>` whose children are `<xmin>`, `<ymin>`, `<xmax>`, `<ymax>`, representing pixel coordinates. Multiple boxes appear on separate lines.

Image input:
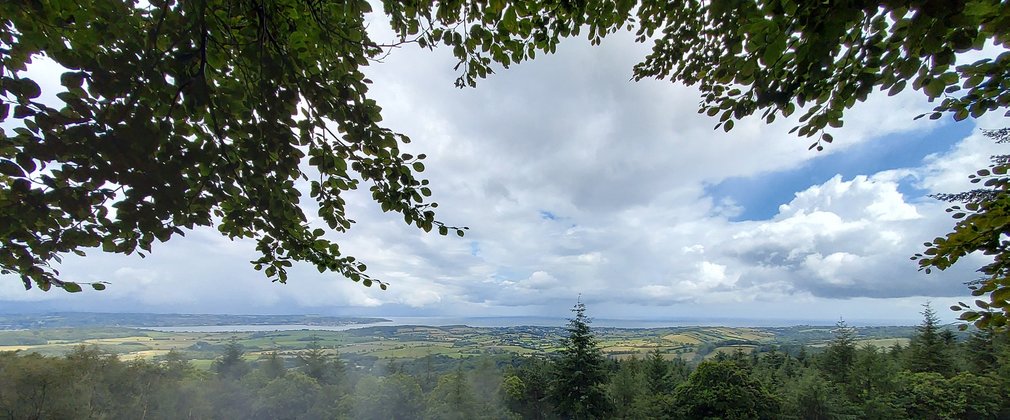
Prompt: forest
<box><xmin>1</xmin><ymin>303</ymin><xmax>1007</xmax><ymax>420</ymax></box>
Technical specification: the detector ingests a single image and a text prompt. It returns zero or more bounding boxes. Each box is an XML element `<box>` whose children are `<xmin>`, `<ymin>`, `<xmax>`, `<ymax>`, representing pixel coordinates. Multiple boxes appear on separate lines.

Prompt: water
<box><xmin>141</xmin><ymin>316</ymin><xmax>897</xmax><ymax>332</ymax></box>
<box><xmin>144</xmin><ymin>323</ymin><xmax>391</xmax><ymax>333</ymax></box>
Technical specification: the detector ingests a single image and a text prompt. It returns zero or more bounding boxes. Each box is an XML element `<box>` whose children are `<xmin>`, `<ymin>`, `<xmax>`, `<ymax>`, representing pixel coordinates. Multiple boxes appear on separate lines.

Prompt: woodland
<box><xmin>3</xmin><ymin>1</ymin><xmax>1010</xmax><ymax>418</ymax></box>
<box><xmin>1</xmin><ymin>303</ymin><xmax>1008</xmax><ymax>419</ymax></box>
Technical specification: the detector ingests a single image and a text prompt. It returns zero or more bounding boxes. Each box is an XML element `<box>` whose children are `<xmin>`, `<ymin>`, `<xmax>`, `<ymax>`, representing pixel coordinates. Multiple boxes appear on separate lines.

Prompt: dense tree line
<box><xmin>3</xmin><ymin>303</ymin><xmax>1010</xmax><ymax>419</ymax></box>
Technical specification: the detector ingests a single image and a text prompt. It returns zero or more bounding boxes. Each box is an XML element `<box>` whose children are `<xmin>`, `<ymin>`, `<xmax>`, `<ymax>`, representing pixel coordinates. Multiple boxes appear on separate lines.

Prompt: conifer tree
<box><xmin>965</xmin><ymin>326</ymin><xmax>998</xmax><ymax>375</ymax></box>
<box><xmin>424</xmin><ymin>365</ymin><xmax>478</xmax><ymax>420</ymax></box>
<box><xmin>907</xmin><ymin>303</ymin><xmax>955</xmax><ymax>376</ymax></box>
<box><xmin>212</xmin><ymin>340</ymin><xmax>250</xmax><ymax>380</ymax></box>
<box><xmin>820</xmin><ymin>320</ymin><xmax>856</xmax><ymax>388</ymax></box>
<box><xmin>258</xmin><ymin>351</ymin><xmax>286</xmax><ymax>380</ymax></box>
<box><xmin>607</xmin><ymin>356</ymin><xmax>643</xmax><ymax>419</ymax></box>
<box><xmin>644</xmin><ymin>348</ymin><xmax>678</xmax><ymax>394</ymax></box>
<box><xmin>552</xmin><ymin>300</ymin><xmax>611</xmax><ymax>419</ymax></box>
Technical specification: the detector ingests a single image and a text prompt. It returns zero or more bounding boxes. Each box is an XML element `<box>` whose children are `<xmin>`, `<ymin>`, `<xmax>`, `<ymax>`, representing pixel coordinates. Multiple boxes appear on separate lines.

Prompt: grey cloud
<box><xmin>1</xmin><ymin>21</ymin><xmax>991</xmax><ymax>321</ymax></box>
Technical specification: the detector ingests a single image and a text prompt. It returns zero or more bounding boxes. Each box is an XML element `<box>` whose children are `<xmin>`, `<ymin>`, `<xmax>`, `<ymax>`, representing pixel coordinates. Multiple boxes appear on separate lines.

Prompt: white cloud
<box><xmin>2</xmin><ymin>18</ymin><xmax>1003</xmax><ymax>323</ymax></box>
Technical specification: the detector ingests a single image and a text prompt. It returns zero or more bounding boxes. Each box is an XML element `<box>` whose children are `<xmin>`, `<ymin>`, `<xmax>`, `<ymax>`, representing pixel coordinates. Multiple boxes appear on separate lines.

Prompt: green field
<box><xmin>0</xmin><ymin>323</ymin><xmax>919</xmax><ymax>367</ymax></box>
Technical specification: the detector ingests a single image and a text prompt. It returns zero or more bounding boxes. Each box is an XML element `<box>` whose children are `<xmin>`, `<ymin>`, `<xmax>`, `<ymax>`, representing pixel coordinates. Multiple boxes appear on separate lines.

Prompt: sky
<box><xmin>2</xmin><ymin>15</ymin><xmax>1008</xmax><ymax>325</ymax></box>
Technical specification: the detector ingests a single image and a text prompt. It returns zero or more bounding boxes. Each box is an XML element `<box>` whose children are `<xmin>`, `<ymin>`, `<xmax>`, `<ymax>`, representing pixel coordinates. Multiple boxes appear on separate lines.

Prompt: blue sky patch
<box><xmin>540</xmin><ymin>210</ymin><xmax>558</xmax><ymax>220</ymax></box>
<box><xmin>706</xmin><ymin>120</ymin><xmax>975</xmax><ymax>221</ymax></box>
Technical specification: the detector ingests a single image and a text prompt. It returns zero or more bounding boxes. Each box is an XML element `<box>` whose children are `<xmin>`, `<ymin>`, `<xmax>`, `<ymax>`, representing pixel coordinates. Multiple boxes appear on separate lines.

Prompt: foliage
<box><xmin>295</xmin><ymin>340</ymin><xmax>345</xmax><ymax>387</ymax></box>
<box><xmin>388</xmin><ymin>0</ymin><xmax>1010</xmax><ymax>150</ymax></box>
<box><xmin>780</xmin><ymin>372</ymin><xmax>854</xmax><ymax>420</ymax></box>
<box><xmin>3</xmin><ymin>315</ymin><xmax>1010</xmax><ymax>419</ymax></box>
<box><xmin>252</xmin><ymin>372</ymin><xmax>324</xmax><ymax>420</ymax></box>
<box><xmin>849</xmin><ymin>345</ymin><xmax>898</xmax><ymax>402</ymax></box>
<box><xmin>671</xmin><ymin>360</ymin><xmax>780</xmax><ymax>420</ymax></box>
<box><xmin>819</xmin><ymin>320</ymin><xmax>856</xmax><ymax>387</ymax></box>
<box><xmin>551</xmin><ymin>301</ymin><xmax>611</xmax><ymax>419</ymax></box>
<box><xmin>606</xmin><ymin>355</ymin><xmax>642</xmax><ymax>418</ymax></box>
<box><xmin>6</xmin><ymin>0</ymin><xmax>1009</xmax><ymax>294</ymax></box>
<box><xmin>894</xmin><ymin>371</ymin><xmax>960</xmax><ymax>420</ymax></box>
<box><xmin>916</xmin><ymin>128</ymin><xmax>1010</xmax><ymax>329</ymax></box>
<box><xmin>503</xmin><ymin>356</ymin><xmax>556</xmax><ymax>420</ymax></box>
<box><xmin>905</xmin><ymin>303</ymin><xmax>955</xmax><ymax>376</ymax></box>
<box><xmin>257</xmin><ymin>351</ymin><xmax>287</xmax><ymax>380</ymax></box>
<box><xmin>211</xmin><ymin>339</ymin><xmax>249</xmax><ymax>380</ymax></box>
<box><xmin>353</xmin><ymin>373</ymin><xmax>424</xmax><ymax>420</ymax></box>
<box><xmin>423</xmin><ymin>366</ymin><xmax>479</xmax><ymax>420</ymax></box>
<box><xmin>1</xmin><ymin>0</ymin><xmax>464</xmax><ymax>292</ymax></box>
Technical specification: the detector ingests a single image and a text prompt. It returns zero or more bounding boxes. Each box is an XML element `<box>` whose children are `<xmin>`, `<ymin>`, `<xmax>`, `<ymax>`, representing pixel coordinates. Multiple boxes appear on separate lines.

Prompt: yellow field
<box><xmin>662</xmin><ymin>334</ymin><xmax>701</xmax><ymax>344</ymax></box>
<box><xmin>84</xmin><ymin>336</ymin><xmax>156</xmax><ymax>345</ymax></box>
<box><xmin>120</xmin><ymin>349</ymin><xmax>172</xmax><ymax>360</ymax></box>
<box><xmin>855</xmin><ymin>338</ymin><xmax>910</xmax><ymax>348</ymax></box>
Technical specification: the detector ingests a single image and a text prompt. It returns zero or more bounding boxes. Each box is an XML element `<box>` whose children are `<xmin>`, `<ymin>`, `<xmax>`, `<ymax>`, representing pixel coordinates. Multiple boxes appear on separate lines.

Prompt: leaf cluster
<box><xmin>914</xmin><ymin>129</ymin><xmax>1010</xmax><ymax>330</ymax></box>
<box><xmin>386</xmin><ymin>0</ymin><xmax>1010</xmax><ymax>150</ymax></box>
<box><xmin>1</xmin><ymin>0</ymin><xmax>465</xmax><ymax>292</ymax></box>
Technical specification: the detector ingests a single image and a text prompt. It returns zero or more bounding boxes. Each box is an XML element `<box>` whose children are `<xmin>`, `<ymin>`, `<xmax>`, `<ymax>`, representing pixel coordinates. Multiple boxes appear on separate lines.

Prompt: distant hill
<box><xmin>0</xmin><ymin>312</ymin><xmax>390</xmax><ymax>330</ymax></box>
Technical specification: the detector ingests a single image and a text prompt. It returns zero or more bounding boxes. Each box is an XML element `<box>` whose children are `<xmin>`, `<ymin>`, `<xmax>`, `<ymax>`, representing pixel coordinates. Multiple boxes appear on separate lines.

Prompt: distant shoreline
<box><xmin>0</xmin><ymin>312</ymin><xmax>923</xmax><ymax>331</ymax></box>
<box><xmin>0</xmin><ymin>312</ymin><xmax>391</xmax><ymax>330</ymax></box>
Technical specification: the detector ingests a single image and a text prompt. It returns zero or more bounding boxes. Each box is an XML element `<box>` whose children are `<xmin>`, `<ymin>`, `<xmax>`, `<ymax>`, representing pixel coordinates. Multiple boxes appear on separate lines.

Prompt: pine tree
<box><xmin>212</xmin><ymin>340</ymin><xmax>250</xmax><ymax>380</ymax></box>
<box><xmin>820</xmin><ymin>320</ymin><xmax>856</xmax><ymax>387</ymax></box>
<box><xmin>552</xmin><ymin>300</ymin><xmax>611</xmax><ymax>419</ymax></box>
<box><xmin>296</xmin><ymin>340</ymin><xmax>345</xmax><ymax>386</ymax></box>
<box><xmin>608</xmin><ymin>357</ymin><xmax>643</xmax><ymax>419</ymax></box>
<box><xmin>907</xmin><ymin>302</ymin><xmax>954</xmax><ymax>376</ymax></box>
<box><xmin>643</xmin><ymin>348</ymin><xmax>673</xmax><ymax>394</ymax></box>
<box><xmin>965</xmin><ymin>326</ymin><xmax>998</xmax><ymax>375</ymax></box>
<box><xmin>258</xmin><ymin>351</ymin><xmax>286</xmax><ymax>380</ymax></box>
<box><xmin>424</xmin><ymin>365</ymin><xmax>478</xmax><ymax>420</ymax></box>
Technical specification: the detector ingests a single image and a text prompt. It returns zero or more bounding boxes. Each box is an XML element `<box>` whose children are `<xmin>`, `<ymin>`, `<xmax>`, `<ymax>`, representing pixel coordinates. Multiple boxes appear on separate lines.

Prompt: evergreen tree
<box><xmin>353</xmin><ymin>374</ymin><xmax>423</xmax><ymax>420</ymax></box>
<box><xmin>258</xmin><ymin>351</ymin><xmax>287</xmax><ymax>380</ymax></box>
<box><xmin>628</xmin><ymin>351</ymin><xmax>680</xmax><ymax>420</ymax></box>
<box><xmin>424</xmin><ymin>365</ymin><xmax>479</xmax><ymax>420</ymax></box>
<box><xmin>212</xmin><ymin>340</ymin><xmax>250</xmax><ymax>380</ymax></box>
<box><xmin>607</xmin><ymin>357</ymin><xmax>643</xmax><ymax>419</ymax></box>
<box><xmin>252</xmin><ymin>372</ymin><xmax>324</xmax><ymax>420</ymax></box>
<box><xmin>965</xmin><ymin>326</ymin><xmax>998</xmax><ymax>375</ymax></box>
<box><xmin>503</xmin><ymin>357</ymin><xmax>556</xmax><ymax>420</ymax></box>
<box><xmin>643</xmin><ymin>348</ymin><xmax>674</xmax><ymax>394</ymax></box>
<box><xmin>907</xmin><ymin>303</ymin><xmax>954</xmax><ymax>376</ymax></box>
<box><xmin>552</xmin><ymin>300</ymin><xmax>611</xmax><ymax>419</ymax></box>
<box><xmin>820</xmin><ymin>320</ymin><xmax>856</xmax><ymax>388</ymax></box>
<box><xmin>781</xmin><ymin>371</ymin><xmax>853</xmax><ymax>420</ymax></box>
<box><xmin>850</xmin><ymin>345</ymin><xmax>897</xmax><ymax>402</ymax></box>
<box><xmin>296</xmin><ymin>341</ymin><xmax>344</xmax><ymax>386</ymax></box>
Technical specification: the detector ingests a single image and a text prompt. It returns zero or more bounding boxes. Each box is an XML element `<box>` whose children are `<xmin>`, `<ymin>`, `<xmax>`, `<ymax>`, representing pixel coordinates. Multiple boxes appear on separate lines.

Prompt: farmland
<box><xmin>0</xmin><ymin>321</ymin><xmax>919</xmax><ymax>371</ymax></box>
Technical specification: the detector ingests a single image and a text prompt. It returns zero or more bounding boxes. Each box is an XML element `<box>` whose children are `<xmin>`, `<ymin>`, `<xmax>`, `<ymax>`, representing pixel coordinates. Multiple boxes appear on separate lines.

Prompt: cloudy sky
<box><xmin>2</xmin><ymin>16</ymin><xmax>1006</xmax><ymax>325</ymax></box>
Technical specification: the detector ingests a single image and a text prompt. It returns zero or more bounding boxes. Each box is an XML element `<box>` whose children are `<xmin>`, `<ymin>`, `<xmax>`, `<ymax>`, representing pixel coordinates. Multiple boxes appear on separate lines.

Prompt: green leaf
<box><xmin>62</xmin><ymin>282</ymin><xmax>83</xmax><ymax>293</ymax></box>
<box><xmin>0</xmin><ymin>160</ymin><xmax>24</xmax><ymax>177</ymax></box>
<box><xmin>60</xmin><ymin>72</ymin><xmax>85</xmax><ymax>88</ymax></box>
<box><xmin>992</xmin><ymin>287</ymin><xmax>1010</xmax><ymax>304</ymax></box>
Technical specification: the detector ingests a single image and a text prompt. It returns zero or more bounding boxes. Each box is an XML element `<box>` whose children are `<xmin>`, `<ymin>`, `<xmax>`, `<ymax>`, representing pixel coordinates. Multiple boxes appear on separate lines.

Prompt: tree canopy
<box><xmin>551</xmin><ymin>300</ymin><xmax>610</xmax><ymax>419</ymax></box>
<box><xmin>1</xmin><ymin>0</ymin><xmax>464</xmax><ymax>292</ymax></box>
<box><xmin>916</xmin><ymin>129</ymin><xmax>1010</xmax><ymax>330</ymax></box>
<box><xmin>3</xmin><ymin>0</ymin><xmax>1009</xmax><ymax>292</ymax></box>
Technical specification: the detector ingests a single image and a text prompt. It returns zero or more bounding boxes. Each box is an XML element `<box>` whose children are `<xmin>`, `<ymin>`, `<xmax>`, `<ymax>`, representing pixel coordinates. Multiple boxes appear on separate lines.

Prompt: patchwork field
<box><xmin>0</xmin><ymin>323</ymin><xmax>920</xmax><ymax>369</ymax></box>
